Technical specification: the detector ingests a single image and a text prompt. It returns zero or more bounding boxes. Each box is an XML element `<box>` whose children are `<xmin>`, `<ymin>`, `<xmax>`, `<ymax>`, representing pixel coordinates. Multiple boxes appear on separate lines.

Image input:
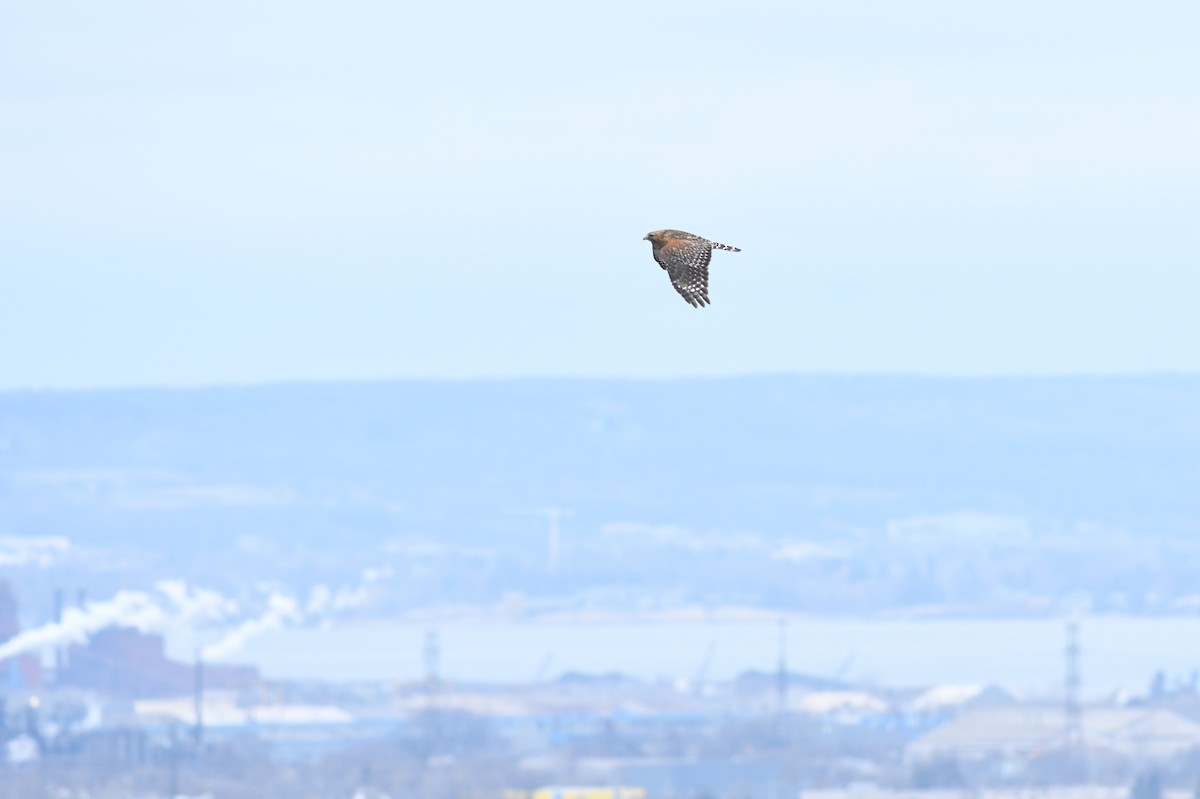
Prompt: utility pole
<box><xmin>193</xmin><ymin>650</ymin><xmax>205</xmax><ymax>745</ymax></box>
<box><xmin>168</xmin><ymin>721</ymin><xmax>180</xmax><ymax>798</ymax></box>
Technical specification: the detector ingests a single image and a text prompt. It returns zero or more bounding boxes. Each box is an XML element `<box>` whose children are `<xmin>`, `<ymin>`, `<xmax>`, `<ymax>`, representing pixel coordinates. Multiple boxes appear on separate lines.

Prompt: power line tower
<box><xmin>422</xmin><ymin>629</ymin><xmax>441</xmax><ymax>761</ymax></box>
<box><xmin>1064</xmin><ymin>620</ymin><xmax>1083</xmax><ymax>750</ymax></box>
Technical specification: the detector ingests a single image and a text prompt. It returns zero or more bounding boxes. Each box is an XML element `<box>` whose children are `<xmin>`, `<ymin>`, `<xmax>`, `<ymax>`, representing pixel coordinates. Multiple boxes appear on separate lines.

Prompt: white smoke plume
<box><xmin>202</xmin><ymin>592</ymin><xmax>300</xmax><ymax>661</ymax></box>
<box><xmin>305</xmin><ymin>566</ymin><xmax>393</xmax><ymax>616</ymax></box>
<box><xmin>156</xmin><ymin>579</ymin><xmax>238</xmax><ymax>625</ymax></box>
<box><xmin>203</xmin><ymin>567</ymin><xmax>392</xmax><ymax>661</ymax></box>
<box><xmin>0</xmin><ymin>569</ymin><xmax>391</xmax><ymax>665</ymax></box>
<box><xmin>0</xmin><ymin>581</ymin><xmax>235</xmax><ymax>662</ymax></box>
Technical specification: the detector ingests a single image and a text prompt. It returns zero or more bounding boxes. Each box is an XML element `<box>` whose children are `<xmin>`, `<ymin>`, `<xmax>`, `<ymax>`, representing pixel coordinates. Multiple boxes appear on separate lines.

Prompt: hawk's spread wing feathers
<box><xmin>656</xmin><ymin>238</ymin><xmax>713</xmax><ymax>308</ymax></box>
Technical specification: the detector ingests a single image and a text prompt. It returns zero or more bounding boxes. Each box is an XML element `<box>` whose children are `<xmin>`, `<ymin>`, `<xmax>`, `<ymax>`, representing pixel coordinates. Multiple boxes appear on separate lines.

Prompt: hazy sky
<box><xmin>2</xmin><ymin>1</ymin><xmax>1197</xmax><ymax>389</ymax></box>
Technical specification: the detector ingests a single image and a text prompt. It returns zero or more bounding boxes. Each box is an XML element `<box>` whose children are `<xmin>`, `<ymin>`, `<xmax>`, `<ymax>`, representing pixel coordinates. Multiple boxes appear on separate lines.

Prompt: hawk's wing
<box><xmin>654</xmin><ymin>239</ymin><xmax>712</xmax><ymax>307</ymax></box>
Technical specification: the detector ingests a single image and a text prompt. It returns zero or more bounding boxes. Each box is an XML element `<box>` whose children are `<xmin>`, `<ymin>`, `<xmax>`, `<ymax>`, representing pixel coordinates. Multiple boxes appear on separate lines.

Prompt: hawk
<box><xmin>643</xmin><ymin>229</ymin><xmax>741</xmax><ymax>307</ymax></box>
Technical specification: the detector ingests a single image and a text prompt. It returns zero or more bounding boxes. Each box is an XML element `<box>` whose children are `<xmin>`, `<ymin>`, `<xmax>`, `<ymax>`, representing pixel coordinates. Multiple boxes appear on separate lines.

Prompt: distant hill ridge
<box><xmin>2</xmin><ymin>375</ymin><xmax>1198</xmax><ymax>536</ymax></box>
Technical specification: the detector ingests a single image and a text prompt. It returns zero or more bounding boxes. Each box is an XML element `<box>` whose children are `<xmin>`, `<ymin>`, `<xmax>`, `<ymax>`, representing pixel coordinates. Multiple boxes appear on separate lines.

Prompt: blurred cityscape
<box><xmin>2</xmin><ymin>376</ymin><xmax>1199</xmax><ymax>797</ymax></box>
<box><xmin>5</xmin><ymin>578</ymin><xmax>1200</xmax><ymax>799</ymax></box>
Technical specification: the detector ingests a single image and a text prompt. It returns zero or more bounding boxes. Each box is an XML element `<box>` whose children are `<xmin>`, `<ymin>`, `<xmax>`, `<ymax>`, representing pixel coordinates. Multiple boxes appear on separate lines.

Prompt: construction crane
<box><xmin>507</xmin><ymin>507</ymin><xmax>573</xmax><ymax>575</ymax></box>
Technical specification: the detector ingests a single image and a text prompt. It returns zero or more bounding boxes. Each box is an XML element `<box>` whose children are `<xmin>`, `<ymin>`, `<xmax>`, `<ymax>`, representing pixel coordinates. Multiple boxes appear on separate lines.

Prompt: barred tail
<box><xmin>709</xmin><ymin>240</ymin><xmax>741</xmax><ymax>253</ymax></box>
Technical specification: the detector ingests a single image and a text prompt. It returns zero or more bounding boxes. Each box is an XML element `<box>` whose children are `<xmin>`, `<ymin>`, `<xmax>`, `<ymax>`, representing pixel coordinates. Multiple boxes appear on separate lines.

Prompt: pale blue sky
<box><xmin>2</xmin><ymin>1</ymin><xmax>1197</xmax><ymax>389</ymax></box>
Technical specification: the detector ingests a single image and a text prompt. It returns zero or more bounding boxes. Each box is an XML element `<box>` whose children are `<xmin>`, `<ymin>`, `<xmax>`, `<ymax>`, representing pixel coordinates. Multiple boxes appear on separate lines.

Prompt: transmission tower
<box><xmin>1064</xmin><ymin>620</ymin><xmax>1083</xmax><ymax>749</ymax></box>
<box><xmin>422</xmin><ymin>629</ymin><xmax>442</xmax><ymax>760</ymax></box>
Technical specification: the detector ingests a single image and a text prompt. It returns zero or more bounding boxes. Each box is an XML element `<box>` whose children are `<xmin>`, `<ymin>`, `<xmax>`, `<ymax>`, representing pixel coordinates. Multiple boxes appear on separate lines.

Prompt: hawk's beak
<box><xmin>642</xmin><ymin>235</ymin><xmax>649</xmax><ymax>241</ymax></box>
